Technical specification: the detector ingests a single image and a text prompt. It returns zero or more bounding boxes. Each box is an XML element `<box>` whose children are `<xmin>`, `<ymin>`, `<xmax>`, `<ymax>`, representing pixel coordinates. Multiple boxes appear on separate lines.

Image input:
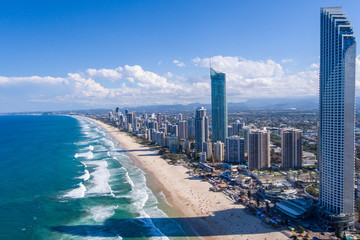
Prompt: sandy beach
<box><xmin>87</xmin><ymin>117</ymin><xmax>289</xmax><ymax>240</ymax></box>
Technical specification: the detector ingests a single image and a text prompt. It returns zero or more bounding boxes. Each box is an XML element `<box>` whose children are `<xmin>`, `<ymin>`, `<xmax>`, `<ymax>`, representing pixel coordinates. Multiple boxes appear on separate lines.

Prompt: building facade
<box><xmin>178</xmin><ymin>120</ymin><xmax>188</xmax><ymax>139</ymax></box>
<box><xmin>211</xmin><ymin>68</ymin><xmax>228</xmax><ymax>143</ymax></box>
<box><xmin>318</xmin><ymin>7</ymin><xmax>356</xmax><ymax>230</ymax></box>
<box><xmin>281</xmin><ymin>128</ymin><xmax>302</xmax><ymax>169</ymax></box>
<box><xmin>195</xmin><ymin>107</ymin><xmax>209</xmax><ymax>152</ymax></box>
<box><xmin>188</xmin><ymin>117</ymin><xmax>195</xmax><ymax>139</ymax></box>
<box><xmin>248</xmin><ymin>129</ymin><xmax>270</xmax><ymax>170</ymax></box>
<box><xmin>214</xmin><ymin>141</ymin><xmax>224</xmax><ymax>162</ymax></box>
<box><xmin>226</xmin><ymin>136</ymin><xmax>245</xmax><ymax>164</ymax></box>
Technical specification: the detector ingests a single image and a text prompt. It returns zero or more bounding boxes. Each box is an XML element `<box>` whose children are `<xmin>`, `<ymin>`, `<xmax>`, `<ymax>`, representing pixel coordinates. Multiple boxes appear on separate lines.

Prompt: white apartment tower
<box><xmin>319</xmin><ymin>7</ymin><xmax>356</xmax><ymax>230</ymax></box>
<box><xmin>214</xmin><ymin>141</ymin><xmax>224</xmax><ymax>162</ymax></box>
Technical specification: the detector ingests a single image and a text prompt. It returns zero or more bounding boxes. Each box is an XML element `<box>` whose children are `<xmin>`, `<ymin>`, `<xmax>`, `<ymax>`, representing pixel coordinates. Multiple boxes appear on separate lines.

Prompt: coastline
<box><xmin>85</xmin><ymin>117</ymin><xmax>288</xmax><ymax>240</ymax></box>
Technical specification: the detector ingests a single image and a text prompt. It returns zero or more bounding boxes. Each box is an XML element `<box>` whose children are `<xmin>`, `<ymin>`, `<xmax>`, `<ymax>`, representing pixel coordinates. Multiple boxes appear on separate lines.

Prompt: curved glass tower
<box><xmin>319</xmin><ymin>7</ymin><xmax>356</xmax><ymax>230</ymax></box>
<box><xmin>211</xmin><ymin>68</ymin><xmax>227</xmax><ymax>143</ymax></box>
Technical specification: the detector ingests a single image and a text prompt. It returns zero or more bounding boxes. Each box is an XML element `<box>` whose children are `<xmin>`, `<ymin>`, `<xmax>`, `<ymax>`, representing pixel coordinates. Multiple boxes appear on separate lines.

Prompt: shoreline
<box><xmin>85</xmin><ymin>116</ymin><xmax>289</xmax><ymax>240</ymax></box>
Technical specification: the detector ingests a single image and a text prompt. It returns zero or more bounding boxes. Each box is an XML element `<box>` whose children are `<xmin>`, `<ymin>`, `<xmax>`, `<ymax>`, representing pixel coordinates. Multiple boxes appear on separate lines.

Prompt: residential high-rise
<box><xmin>200</xmin><ymin>152</ymin><xmax>207</xmax><ymax>162</ymax></box>
<box><xmin>214</xmin><ymin>141</ymin><xmax>224</xmax><ymax>162</ymax></box>
<box><xmin>248</xmin><ymin>129</ymin><xmax>270</xmax><ymax>170</ymax></box>
<box><xmin>226</xmin><ymin>136</ymin><xmax>245</xmax><ymax>164</ymax></box>
<box><xmin>281</xmin><ymin>128</ymin><xmax>302</xmax><ymax>169</ymax></box>
<box><xmin>232</xmin><ymin>120</ymin><xmax>244</xmax><ymax>136</ymax></box>
<box><xmin>228</xmin><ymin>126</ymin><xmax>233</xmax><ymax>137</ymax></box>
<box><xmin>171</xmin><ymin>124</ymin><xmax>178</xmax><ymax>136</ymax></box>
<box><xmin>202</xmin><ymin>141</ymin><xmax>212</xmax><ymax>161</ymax></box>
<box><xmin>211</xmin><ymin>68</ymin><xmax>228</xmax><ymax>143</ymax></box>
<box><xmin>195</xmin><ymin>107</ymin><xmax>209</xmax><ymax>152</ymax></box>
<box><xmin>188</xmin><ymin>117</ymin><xmax>195</xmax><ymax>139</ymax></box>
<box><xmin>157</xmin><ymin>113</ymin><xmax>162</xmax><ymax>125</ymax></box>
<box><xmin>168</xmin><ymin>135</ymin><xmax>179</xmax><ymax>153</ymax></box>
<box><xmin>178</xmin><ymin>120</ymin><xmax>188</xmax><ymax>139</ymax></box>
<box><xmin>318</xmin><ymin>7</ymin><xmax>356</xmax><ymax>230</ymax></box>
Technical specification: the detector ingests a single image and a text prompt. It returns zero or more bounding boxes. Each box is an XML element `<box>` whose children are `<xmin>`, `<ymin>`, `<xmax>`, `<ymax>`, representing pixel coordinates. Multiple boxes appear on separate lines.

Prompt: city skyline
<box><xmin>1</xmin><ymin>1</ymin><xmax>360</xmax><ymax>113</ymax></box>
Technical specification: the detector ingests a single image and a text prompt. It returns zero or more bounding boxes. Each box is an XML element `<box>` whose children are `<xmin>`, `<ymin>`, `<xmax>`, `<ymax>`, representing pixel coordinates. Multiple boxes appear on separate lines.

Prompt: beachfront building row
<box><xmin>109</xmin><ymin>108</ymin><xmax>302</xmax><ymax>168</ymax></box>
<box><xmin>107</xmin><ymin>108</ymin><xmax>307</xmax><ymax>170</ymax></box>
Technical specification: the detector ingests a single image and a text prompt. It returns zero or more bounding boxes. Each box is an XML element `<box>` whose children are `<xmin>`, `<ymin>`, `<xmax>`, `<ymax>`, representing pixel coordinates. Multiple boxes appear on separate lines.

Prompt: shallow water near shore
<box><xmin>0</xmin><ymin>115</ymin><xmax>188</xmax><ymax>240</ymax></box>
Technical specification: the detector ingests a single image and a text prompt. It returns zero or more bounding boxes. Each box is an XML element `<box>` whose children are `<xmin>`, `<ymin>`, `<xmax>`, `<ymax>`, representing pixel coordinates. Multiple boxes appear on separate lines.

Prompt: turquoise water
<box><xmin>0</xmin><ymin>115</ymin><xmax>186</xmax><ymax>240</ymax></box>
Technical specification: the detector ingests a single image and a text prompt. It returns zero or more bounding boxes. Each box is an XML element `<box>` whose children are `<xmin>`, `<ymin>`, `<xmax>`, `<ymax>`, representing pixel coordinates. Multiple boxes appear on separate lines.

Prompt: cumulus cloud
<box><xmin>86</xmin><ymin>67</ymin><xmax>123</xmax><ymax>81</ymax></box>
<box><xmin>173</xmin><ymin>59</ymin><xmax>185</xmax><ymax>67</ymax></box>
<box><xmin>193</xmin><ymin>55</ymin><xmax>318</xmax><ymax>99</ymax></box>
<box><xmin>0</xmin><ymin>76</ymin><xmax>67</xmax><ymax>85</ymax></box>
<box><xmin>3</xmin><ymin>55</ymin><xmax>360</xmax><ymax>111</ymax></box>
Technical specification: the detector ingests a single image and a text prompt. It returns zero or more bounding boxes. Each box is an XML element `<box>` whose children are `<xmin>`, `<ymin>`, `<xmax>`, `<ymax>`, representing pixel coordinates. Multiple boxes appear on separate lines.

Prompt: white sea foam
<box><xmin>89</xmin><ymin>145</ymin><xmax>94</xmax><ymax>151</ymax></box>
<box><xmin>74</xmin><ymin>151</ymin><xmax>94</xmax><ymax>160</ymax></box>
<box><xmin>64</xmin><ymin>182</ymin><xmax>86</xmax><ymax>198</ymax></box>
<box><xmin>87</xmin><ymin>205</ymin><xmax>118</xmax><ymax>223</ymax></box>
<box><xmin>159</xmin><ymin>191</ymin><xmax>172</xmax><ymax>207</ymax></box>
<box><xmin>125</xmin><ymin>171</ymin><xmax>135</xmax><ymax>188</ymax></box>
<box><xmin>78</xmin><ymin>169</ymin><xmax>90</xmax><ymax>181</ymax></box>
<box><xmin>86</xmin><ymin>160</ymin><xmax>114</xmax><ymax>196</ymax></box>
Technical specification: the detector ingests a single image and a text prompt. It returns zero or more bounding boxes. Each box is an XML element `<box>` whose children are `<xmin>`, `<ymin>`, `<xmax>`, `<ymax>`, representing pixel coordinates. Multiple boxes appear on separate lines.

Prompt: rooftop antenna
<box><xmin>209</xmin><ymin>50</ymin><xmax>212</xmax><ymax>70</ymax></box>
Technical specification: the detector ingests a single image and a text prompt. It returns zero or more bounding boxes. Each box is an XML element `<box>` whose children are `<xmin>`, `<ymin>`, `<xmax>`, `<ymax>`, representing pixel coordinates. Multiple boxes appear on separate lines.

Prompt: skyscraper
<box><xmin>248</xmin><ymin>129</ymin><xmax>270</xmax><ymax>171</ymax></box>
<box><xmin>157</xmin><ymin>113</ymin><xmax>162</xmax><ymax>125</ymax></box>
<box><xmin>188</xmin><ymin>117</ymin><xmax>195</xmax><ymax>139</ymax></box>
<box><xmin>178</xmin><ymin>120</ymin><xmax>188</xmax><ymax>139</ymax></box>
<box><xmin>195</xmin><ymin>107</ymin><xmax>209</xmax><ymax>152</ymax></box>
<box><xmin>214</xmin><ymin>141</ymin><xmax>224</xmax><ymax>162</ymax></box>
<box><xmin>226</xmin><ymin>136</ymin><xmax>245</xmax><ymax>164</ymax></box>
<box><xmin>211</xmin><ymin>68</ymin><xmax>227</xmax><ymax>143</ymax></box>
<box><xmin>318</xmin><ymin>7</ymin><xmax>356</xmax><ymax>230</ymax></box>
<box><xmin>281</xmin><ymin>128</ymin><xmax>302</xmax><ymax>169</ymax></box>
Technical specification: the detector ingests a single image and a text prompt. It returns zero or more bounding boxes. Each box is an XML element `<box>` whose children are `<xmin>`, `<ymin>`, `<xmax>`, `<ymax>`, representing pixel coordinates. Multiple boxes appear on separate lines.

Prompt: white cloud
<box><xmin>3</xmin><ymin>55</ymin><xmax>360</xmax><ymax>110</ymax></box>
<box><xmin>0</xmin><ymin>76</ymin><xmax>67</xmax><ymax>85</ymax></box>
<box><xmin>86</xmin><ymin>67</ymin><xmax>123</xmax><ymax>81</ymax></box>
<box><xmin>173</xmin><ymin>59</ymin><xmax>185</xmax><ymax>67</ymax></box>
<box><xmin>194</xmin><ymin>55</ymin><xmax>318</xmax><ymax>99</ymax></box>
<box><xmin>281</xmin><ymin>58</ymin><xmax>294</xmax><ymax>63</ymax></box>
<box><xmin>310</xmin><ymin>63</ymin><xmax>319</xmax><ymax>69</ymax></box>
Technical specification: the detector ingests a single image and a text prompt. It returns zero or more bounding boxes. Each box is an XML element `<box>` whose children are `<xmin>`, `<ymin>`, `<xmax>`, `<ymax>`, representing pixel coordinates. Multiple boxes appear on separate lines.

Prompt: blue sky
<box><xmin>0</xmin><ymin>0</ymin><xmax>359</xmax><ymax>112</ymax></box>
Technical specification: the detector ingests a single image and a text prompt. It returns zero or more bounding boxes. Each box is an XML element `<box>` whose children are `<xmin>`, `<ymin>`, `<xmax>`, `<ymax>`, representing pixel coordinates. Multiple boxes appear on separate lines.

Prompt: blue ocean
<box><xmin>0</xmin><ymin>115</ymin><xmax>188</xmax><ymax>240</ymax></box>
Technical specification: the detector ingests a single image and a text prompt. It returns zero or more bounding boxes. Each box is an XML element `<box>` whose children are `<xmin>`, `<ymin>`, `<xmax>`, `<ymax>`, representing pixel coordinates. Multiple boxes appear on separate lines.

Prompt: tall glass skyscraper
<box><xmin>211</xmin><ymin>68</ymin><xmax>227</xmax><ymax>143</ymax></box>
<box><xmin>319</xmin><ymin>7</ymin><xmax>356</xmax><ymax>230</ymax></box>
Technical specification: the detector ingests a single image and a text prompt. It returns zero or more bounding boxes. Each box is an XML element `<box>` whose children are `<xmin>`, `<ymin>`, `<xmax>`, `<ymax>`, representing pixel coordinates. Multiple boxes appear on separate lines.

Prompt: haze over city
<box><xmin>1</xmin><ymin>0</ymin><xmax>360</xmax><ymax>113</ymax></box>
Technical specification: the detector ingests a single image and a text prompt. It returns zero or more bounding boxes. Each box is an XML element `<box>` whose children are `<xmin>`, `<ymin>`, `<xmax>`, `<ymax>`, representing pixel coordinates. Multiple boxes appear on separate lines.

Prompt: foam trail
<box><xmin>159</xmin><ymin>191</ymin><xmax>173</xmax><ymax>207</ymax></box>
<box><xmin>74</xmin><ymin>151</ymin><xmax>94</xmax><ymax>160</ymax></box>
<box><xmin>78</xmin><ymin>169</ymin><xmax>90</xmax><ymax>181</ymax></box>
<box><xmin>86</xmin><ymin>160</ymin><xmax>114</xmax><ymax>196</ymax></box>
<box><xmin>125</xmin><ymin>172</ymin><xmax>135</xmax><ymax>188</ymax></box>
<box><xmin>64</xmin><ymin>182</ymin><xmax>86</xmax><ymax>198</ymax></box>
<box><xmin>87</xmin><ymin>205</ymin><xmax>118</xmax><ymax>223</ymax></box>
